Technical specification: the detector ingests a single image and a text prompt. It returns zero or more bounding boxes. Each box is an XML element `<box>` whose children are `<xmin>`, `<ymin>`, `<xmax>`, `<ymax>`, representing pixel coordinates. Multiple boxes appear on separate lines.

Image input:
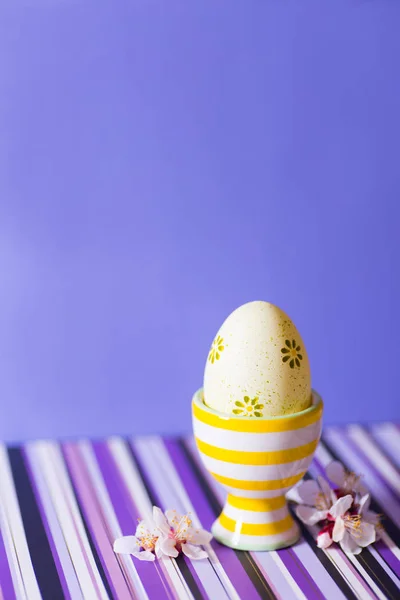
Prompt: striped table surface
<box><xmin>0</xmin><ymin>425</ymin><xmax>399</xmax><ymax>600</ymax></box>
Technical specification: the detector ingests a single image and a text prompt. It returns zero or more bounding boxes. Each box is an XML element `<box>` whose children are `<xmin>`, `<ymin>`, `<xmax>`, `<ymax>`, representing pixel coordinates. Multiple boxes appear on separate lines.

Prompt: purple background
<box><xmin>0</xmin><ymin>1</ymin><xmax>399</xmax><ymax>442</ymax></box>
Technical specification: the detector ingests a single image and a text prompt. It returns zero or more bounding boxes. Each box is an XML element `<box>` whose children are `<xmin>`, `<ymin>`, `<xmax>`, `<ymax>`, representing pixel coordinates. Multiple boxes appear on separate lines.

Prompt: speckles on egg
<box><xmin>203</xmin><ymin>301</ymin><xmax>311</xmax><ymax>417</ymax></box>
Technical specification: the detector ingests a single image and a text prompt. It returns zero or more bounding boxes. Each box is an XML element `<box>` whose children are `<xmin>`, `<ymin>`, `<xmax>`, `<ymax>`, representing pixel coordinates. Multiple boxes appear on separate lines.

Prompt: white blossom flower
<box><xmin>294</xmin><ymin>476</ymin><xmax>337</xmax><ymax>526</ymax></box>
<box><xmin>153</xmin><ymin>507</ymin><xmax>212</xmax><ymax>560</ymax></box>
<box><xmin>114</xmin><ymin>519</ymin><xmax>160</xmax><ymax>561</ymax></box>
<box><xmin>326</xmin><ymin>461</ymin><xmax>367</xmax><ymax>496</ymax></box>
<box><xmin>332</xmin><ymin>494</ymin><xmax>376</xmax><ymax>554</ymax></box>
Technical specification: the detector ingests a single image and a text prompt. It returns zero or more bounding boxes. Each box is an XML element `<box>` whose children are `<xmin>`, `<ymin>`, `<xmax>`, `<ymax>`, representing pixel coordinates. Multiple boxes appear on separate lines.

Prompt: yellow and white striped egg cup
<box><xmin>192</xmin><ymin>388</ymin><xmax>323</xmax><ymax>551</ymax></box>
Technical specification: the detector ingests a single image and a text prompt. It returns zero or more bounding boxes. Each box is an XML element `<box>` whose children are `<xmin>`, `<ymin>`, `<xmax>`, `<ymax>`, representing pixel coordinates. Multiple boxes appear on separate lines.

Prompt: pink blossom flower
<box><xmin>153</xmin><ymin>507</ymin><xmax>212</xmax><ymax>560</ymax></box>
<box><xmin>113</xmin><ymin>519</ymin><xmax>160</xmax><ymax>561</ymax></box>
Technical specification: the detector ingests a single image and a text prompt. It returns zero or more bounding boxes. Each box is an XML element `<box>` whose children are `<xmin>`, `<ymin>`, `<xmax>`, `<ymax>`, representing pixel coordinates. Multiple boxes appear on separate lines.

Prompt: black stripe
<box><xmin>179</xmin><ymin>438</ymin><xmax>276</xmax><ymax>600</ymax></box>
<box><xmin>321</xmin><ymin>437</ymin><xmax>400</xmax><ymax>546</ymax></box>
<box><xmin>322</xmin><ymin>437</ymin><xmax>400</xmax><ymax>599</ymax></box>
<box><xmin>296</xmin><ymin>473</ymin><xmax>359</xmax><ymax>600</ymax></box>
<box><xmin>127</xmin><ymin>440</ymin><xmax>205</xmax><ymax>600</ymax></box>
<box><xmin>8</xmin><ymin>447</ymin><xmax>65</xmax><ymax>600</ymax></box>
<box><xmin>356</xmin><ymin>549</ymin><xmax>400</xmax><ymax>600</ymax></box>
<box><xmin>61</xmin><ymin>448</ymin><xmax>113</xmax><ymax>599</ymax></box>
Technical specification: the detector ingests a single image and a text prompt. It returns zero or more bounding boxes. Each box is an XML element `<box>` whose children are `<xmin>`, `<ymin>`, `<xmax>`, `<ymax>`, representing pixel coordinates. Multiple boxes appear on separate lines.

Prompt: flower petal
<box><xmin>285</xmin><ymin>340</ymin><xmax>291</xmax><ymax>348</ymax></box>
<box><xmin>296</xmin><ymin>479</ymin><xmax>320</xmax><ymax>506</ymax></box>
<box><xmin>330</xmin><ymin>495</ymin><xmax>353</xmax><ymax>519</ymax></box>
<box><xmin>326</xmin><ymin>461</ymin><xmax>346</xmax><ymax>487</ymax></box>
<box><xmin>281</xmin><ymin>348</ymin><xmax>290</xmax><ymax>354</ymax></box>
<box><xmin>113</xmin><ymin>536</ymin><xmax>139</xmax><ymax>555</ymax></box>
<box><xmin>340</xmin><ymin>531</ymin><xmax>361</xmax><ymax>555</ymax></box>
<box><xmin>358</xmin><ymin>494</ymin><xmax>371</xmax><ymax>515</ymax></box>
<box><xmin>296</xmin><ymin>505</ymin><xmax>327</xmax><ymax>525</ymax></box>
<box><xmin>189</xmin><ymin>529</ymin><xmax>212</xmax><ymax>545</ymax></box>
<box><xmin>364</xmin><ymin>510</ymin><xmax>380</xmax><ymax>526</ymax></box>
<box><xmin>289</xmin><ymin>359</ymin><xmax>295</xmax><ymax>368</ymax></box>
<box><xmin>357</xmin><ymin>522</ymin><xmax>376</xmax><ymax>547</ymax></box>
<box><xmin>159</xmin><ymin>537</ymin><xmax>179</xmax><ymax>558</ymax></box>
<box><xmin>153</xmin><ymin>506</ymin><xmax>171</xmax><ymax>535</ymax></box>
<box><xmin>133</xmin><ymin>550</ymin><xmax>156</xmax><ymax>561</ymax></box>
<box><xmin>282</xmin><ymin>356</ymin><xmax>290</xmax><ymax>363</ymax></box>
<box><xmin>233</xmin><ymin>409</ymin><xmax>243</xmax><ymax>415</ymax></box>
<box><xmin>332</xmin><ymin>517</ymin><xmax>345</xmax><ymax>542</ymax></box>
<box><xmin>317</xmin><ymin>475</ymin><xmax>337</xmax><ymax>505</ymax></box>
<box><xmin>136</xmin><ymin>520</ymin><xmax>154</xmax><ymax>539</ymax></box>
<box><xmin>317</xmin><ymin>531</ymin><xmax>333</xmax><ymax>549</ymax></box>
<box><xmin>235</xmin><ymin>401</ymin><xmax>244</xmax><ymax>407</ymax></box>
<box><xmin>165</xmin><ymin>508</ymin><xmax>184</xmax><ymax>529</ymax></box>
<box><xmin>182</xmin><ymin>543</ymin><xmax>208</xmax><ymax>560</ymax></box>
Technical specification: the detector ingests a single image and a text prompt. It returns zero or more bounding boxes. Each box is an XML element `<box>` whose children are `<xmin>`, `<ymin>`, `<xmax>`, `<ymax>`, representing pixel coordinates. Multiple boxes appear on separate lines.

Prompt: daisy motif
<box><xmin>233</xmin><ymin>396</ymin><xmax>264</xmax><ymax>417</ymax></box>
<box><xmin>208</xmin><ymin>335</ymin><xmax>225</xmax><ymax>364</ymax></box>
<box><xmin>281</xmin><ymin>339</ymin><xmax>303</xmax><ymax>369</ymax></box>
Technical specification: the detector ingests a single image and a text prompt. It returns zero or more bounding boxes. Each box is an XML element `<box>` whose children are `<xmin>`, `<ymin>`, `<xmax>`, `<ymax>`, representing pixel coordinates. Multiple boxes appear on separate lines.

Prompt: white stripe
<box><xmin>324</xmin><ymin>545</ymin><xmax>375</xmax><ymax>600</ymax></box>
<box><xmin>25</xmin><ymin>444</ymin><xmax>83</xmax><ymax>600</ymax></box>
<box><xmin>194</xmin><ymin>418</ymin><xmax>321</xmax><ymax>452</ymax></box>
<box><xmin>302</xmin><ymin>461</ymin><xmax>376</xmax><ymax>600</ymax></box>
<box><xmin>79</xmin><ymin>441</ymin><xmax>149</xmax><ymax>600</ymax></box>
<box><xmin>222</xmin><ymin>485</ymin><xmax>293</xmax><ymax>498</ymax></box>
<box><xmin>346</xmin><ymin>553</ymin><xmax>387</xmax><ymax>600</ymax></box>
<box><xmin>223</xmin><ymin>502</ymin><xmax>289</xmax><ymax>524</ymax></box>
<box><xmin>347</xmin><ymin>425</ymin><xmax>400</xmax><ymax>495</ymax></box>
<box><xmin>368</xmin><ymin>545</ymin><xmax>400</xmax><ymax>588</ymax></box>
<box><xmin>46</xmin><ymin>443</ymin><xmax>109</xmax><ymax>600</ymax></box>
<box><xmin>33</xmin><ymin>442</ymin><xmax>99</xmax><ymax>599</ymax></box>
<box><xmin>185</xmin><ymin>436</ymin><xmax>314</xmax><ymax>600</ymax></box>
<box><xmin>322</xmin><ymin>430</ymin><xmax>400</xmax><ymax>529</ymax></box>
<box><xmin>108</xmin><ymin>437</ymin><xmax>194</xmax><ymax>600</ymax></box>
<box><xmin>0</xmin><ymin>445</ymin><xmax>41</xmax><ymax>600</ymax></box>
<box><xmin>268</xmin><ymin>551</ymin><xmax>308</xmax><ymax>600</ymax></box>
<box><xmin>371</xmin><ymin>423</ymin><xmax>400</xmax><ymax>468</ymax></box>
<box><xmin>316</xmin><ymin>441</ymin><xmax>400</xmax><ymax>565</ymax></box>
<box><xmin>199</xmin><ymin>452</ymin><xmax>309</xmax><ymax>480</ymax></box>
<box><xmin>213</xmin><ymin>519</ymin><xmax>299</xmax><ymax>548</ymax></box>
<box><xmin>134</xmin><ymin>436</ymin><xmax>240</xmax><ymax>600</ymax></box>
<box><xmin>0</xmin><ymin>496</ymin><xmax>26</xmax><ymax>600</ymax></box>
<box><xmin>290</xmin><ymin>539</ymin><xmax>347</xmax><ymax>600</ymax></box>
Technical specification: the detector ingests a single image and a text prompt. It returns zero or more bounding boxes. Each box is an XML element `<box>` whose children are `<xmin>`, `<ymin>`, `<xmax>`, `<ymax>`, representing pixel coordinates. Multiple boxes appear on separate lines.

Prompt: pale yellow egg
<box><xmin>203</xmin><ymin>301</ymin><xmax>311</xmax><ymax>417</ymax></box>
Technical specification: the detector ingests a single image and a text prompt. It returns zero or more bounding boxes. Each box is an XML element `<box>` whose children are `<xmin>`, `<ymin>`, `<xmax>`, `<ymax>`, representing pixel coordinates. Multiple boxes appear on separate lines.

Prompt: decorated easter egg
<box><xmin>203</xmin><ymin>301</ymin><xmax>311</xmax><ymax>417</ymax></box>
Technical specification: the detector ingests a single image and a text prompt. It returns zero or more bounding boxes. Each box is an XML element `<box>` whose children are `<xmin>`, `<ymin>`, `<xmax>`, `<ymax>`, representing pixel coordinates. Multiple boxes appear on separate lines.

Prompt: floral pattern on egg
<box><xmin>208</xmin><ymin>335</ymin><xmax>225</xmax><ymax>364</ymax></box>
<box><xmin>203</xmin><ymin>301</ymin><xmax>311</xmax><ymax>417</ymax></box>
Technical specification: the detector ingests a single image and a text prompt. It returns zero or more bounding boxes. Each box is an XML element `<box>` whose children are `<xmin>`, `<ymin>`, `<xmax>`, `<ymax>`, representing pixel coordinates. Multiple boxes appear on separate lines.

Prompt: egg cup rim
<box><xmin>193</xmin><ymin>388</ymin><xmax>322</xmax><ymax>422</ymax></box>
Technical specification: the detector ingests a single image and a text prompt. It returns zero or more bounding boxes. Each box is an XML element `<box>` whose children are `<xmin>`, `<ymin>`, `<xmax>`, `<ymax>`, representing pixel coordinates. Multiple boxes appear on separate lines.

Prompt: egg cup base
<box><xmin>211</xmin><ymin>514</ymin><xmax>300</xmax><ymax>551</ymax></box>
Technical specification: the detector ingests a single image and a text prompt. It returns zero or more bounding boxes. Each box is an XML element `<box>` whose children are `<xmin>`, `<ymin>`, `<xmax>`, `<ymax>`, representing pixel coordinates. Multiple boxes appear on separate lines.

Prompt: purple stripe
<box><xmin>277</xmin><ymin>548</ymin><xmax>325</xmax><ymax>600</ymax></box>
<box><xmin>306</xmin><ymin>458</ymin><xmax>378</xmax><ymax>598</ymax></box>
<box><xmin>352</xmin><ymin>428</ymin><xmax>400</xmax><ymax>500</ymax></box>
<box><xmin>63</xmin><ymin>443</ymin><xmax>131</xmax><ymax>600</ymax></box>
<box><xmin>91</xmin><ymin>441</ymin><xmax>171</xmax><ymax>600</ymax></box>
<box><xmin>314</xmin><ymin>452</ymin><xmax>400</xmax><ymax>589</ymax></box>
<box><xmin>21</xmin><ymin>447</ymin><xmax>71</xmax><ymax>600</ymax></box>
<box><xmin>0</xmin><ymin>528</ymin><xmax>16</xmax><ymax>600</ymax></box>
<box><xmin>324</xmin><ymin>430</ymin><xmax>400</xmax><ymax>528</ymax></box>
<box><xmin>164</xmin><ymin>437</ymin><xmax>262</xmax><ymax>600</ymax></box>
<box><xmin>183</xmin><ymin>438</ymin><xmax>328</xmax><ymax>600</ymax></box>
<box><xmin>130</xmin><ymin>440</ymin><xmax>209</xmax><ymax>600</ymax></box>
<box><xmin>375</xmin><ymin>541</ymin><xmax>400</xmax><ymax>579</ymax></box>
<box><xmin>370</xmin><ymin>427</ymin><xmax>400</xmax><ymax>469</ymax></box>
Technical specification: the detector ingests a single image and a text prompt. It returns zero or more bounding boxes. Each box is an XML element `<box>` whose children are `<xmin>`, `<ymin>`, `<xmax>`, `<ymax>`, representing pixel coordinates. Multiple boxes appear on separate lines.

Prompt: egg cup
<box><xmin>192</xmin><ymin>389</ymin><xmax>323</xmax><ymax>551</ymax></box>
